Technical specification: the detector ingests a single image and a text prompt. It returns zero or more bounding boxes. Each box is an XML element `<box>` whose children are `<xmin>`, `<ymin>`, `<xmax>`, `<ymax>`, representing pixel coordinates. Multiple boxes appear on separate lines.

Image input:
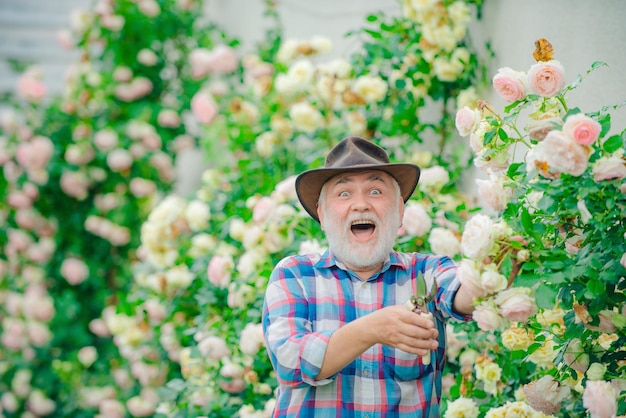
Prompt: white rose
<box><xmin>419</xmin><ymin>166</ymin><xmax>450</xmax><ymax>191</ymax></box>
<box><xmin>476</xmin><ymin>173</ymin><xmax>511</xmax><ymax>212</ymax></box>
<box><xmin>185</xmin><ymin>200</ymin><xmax>210</xmax><ymax>231</ymax></box>
<box><xmin>460</xmin><ymin>214</ymin><xmax>494</xmax><ymax>260</ymax></box>
<box><xmin>444</xmin><ymin>397</ymin><xmax>479</xmax><ymax>418</ymax></box>
<box><xmin>352</xmin><ymin>75</ymin><xmax>388</xmax><ymax>103</ymax></box>
<box><xmin>428</xmin><ymin>227</ymin><xmax>460</xmax><ymax>257</ymax></box>
<box><xmin>289</xmin><ymin>102</ymin><xmax>324</xmax><ymax>133</ymax></box>
<box><xmin>480</xmin><ymin>264</ymin><xmax>508</xmax><ymax>294</ymax></box>
<box><xmin>402</xmin><ymin>203</ymin><xmax>432</xmax><ymax>236</ymax></box>
<box><xmin>239</xmin><ymin>323</ymin><xmax>264</xmax><ymax>355</ymax></box>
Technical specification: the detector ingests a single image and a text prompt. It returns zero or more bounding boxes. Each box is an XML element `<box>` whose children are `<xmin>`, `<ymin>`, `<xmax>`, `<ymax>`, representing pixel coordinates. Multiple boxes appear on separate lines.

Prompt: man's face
<box><xmin>317</xmin><ymin>170</ymin><xmax>404</xmax><ymax>271</ymax></box>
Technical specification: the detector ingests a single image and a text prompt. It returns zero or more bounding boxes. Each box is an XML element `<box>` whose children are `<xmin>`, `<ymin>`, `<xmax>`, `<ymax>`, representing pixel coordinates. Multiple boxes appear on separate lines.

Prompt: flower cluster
<box><xmin>452</xmin><ymin>39</ymin><xmax>626</xmax><ymax>416</ymax></box>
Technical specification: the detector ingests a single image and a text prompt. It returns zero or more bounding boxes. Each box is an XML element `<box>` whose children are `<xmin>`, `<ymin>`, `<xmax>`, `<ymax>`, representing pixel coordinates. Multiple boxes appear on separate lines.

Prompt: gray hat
<box><xmin>295</xmin><ymin>136</ymin><xmax>420</xmax><ymax>222</ymax></box>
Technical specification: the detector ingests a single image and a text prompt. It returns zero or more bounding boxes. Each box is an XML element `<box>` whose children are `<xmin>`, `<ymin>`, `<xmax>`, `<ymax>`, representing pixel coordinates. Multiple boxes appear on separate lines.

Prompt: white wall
<box><xmin>1</xmin><ymin>0</ymin><xmax>625</xmax><ymax>195</ymax></box>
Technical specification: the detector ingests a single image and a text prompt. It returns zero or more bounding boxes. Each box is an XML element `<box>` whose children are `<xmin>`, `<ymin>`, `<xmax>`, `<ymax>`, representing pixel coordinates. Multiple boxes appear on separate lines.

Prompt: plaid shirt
<box><xmin>262</xmin><ymin>250</ymin><xmax>471</xmax><ymax>418</ymax></box>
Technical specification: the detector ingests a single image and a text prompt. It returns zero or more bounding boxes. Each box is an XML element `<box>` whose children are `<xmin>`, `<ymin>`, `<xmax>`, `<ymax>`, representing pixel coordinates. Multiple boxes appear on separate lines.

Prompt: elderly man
<box><xmin>262</xmin><ymin>136</ymin><xmax>475</xmax><ymax>417</ymax></box>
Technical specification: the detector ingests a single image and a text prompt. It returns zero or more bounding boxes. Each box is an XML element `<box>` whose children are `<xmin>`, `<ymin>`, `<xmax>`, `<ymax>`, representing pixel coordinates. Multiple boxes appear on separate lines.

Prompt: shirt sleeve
<box><xmin>424</xmin><ymin>255</ymin><xmax>473</xmax><ymax>322</ymax></box>
<box><xmin>262</xmin><ymin>256</ymin><xmax>335</xmax><ymax>387</ymax></box>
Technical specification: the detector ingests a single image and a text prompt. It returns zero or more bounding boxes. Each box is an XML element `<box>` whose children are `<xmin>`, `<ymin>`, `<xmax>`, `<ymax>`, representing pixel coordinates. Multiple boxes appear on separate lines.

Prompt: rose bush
<box><xmin>99</xmin><ymin>1</ymin><xmax>487</xmax><ymax>416</ymax></box>
<box><xmin>450</xmin><ymin>39</ymin><xmax>626</xmax><ymax>417</ymax></box>
<box><xmin>0</xmin><ymin>0</ymin><xmax>240</xmax><ymax>416</ymax></box>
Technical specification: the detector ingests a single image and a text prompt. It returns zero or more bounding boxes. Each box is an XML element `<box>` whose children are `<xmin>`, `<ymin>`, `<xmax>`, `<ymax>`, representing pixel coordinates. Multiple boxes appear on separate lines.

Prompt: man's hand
<box><xmin>369</xmin><ymin>305</ymin><xmax>438</xmax><ymax>356</ymax></box>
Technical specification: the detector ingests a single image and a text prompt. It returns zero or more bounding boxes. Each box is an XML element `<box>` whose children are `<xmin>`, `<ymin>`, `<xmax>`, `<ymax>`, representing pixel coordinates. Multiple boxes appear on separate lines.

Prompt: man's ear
<box><xmin>317</xmin><ymin>203</ymin><xmax>324</xmax><ymax>230</ymax></box>
<box><xmin>398</xmin><ymin>197</ymin><xmax>405</xmax><ymax>228</ymax></box>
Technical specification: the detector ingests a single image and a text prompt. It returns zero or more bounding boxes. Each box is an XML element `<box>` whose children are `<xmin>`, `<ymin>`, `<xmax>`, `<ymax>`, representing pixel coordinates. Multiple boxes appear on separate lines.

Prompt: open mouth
<box><xmin>350</xmin><ymin>219</ymin><xmax>376</xmax><ymax>241</ymax></box>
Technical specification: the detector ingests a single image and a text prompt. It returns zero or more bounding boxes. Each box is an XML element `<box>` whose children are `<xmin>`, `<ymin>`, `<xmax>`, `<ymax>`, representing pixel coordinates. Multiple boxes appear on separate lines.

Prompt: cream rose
<box><xmin>583</xmin><ymin>380</ymin><xmax>617</xmax><ymax>418</ymax></box>
<box><xmin>501</xmin><ymin>326</ymin><xmax>534</xmax><ymax>351</ymax></box>
<box><xmin>542</xmin><ymin>130</ymin><xmax>590</xmax><ymax>176</ymax></box>
<box><xmin>444</xmin><ymin>397</ymin><xmax>479</xmax><ymax>418</ymax></box>
<box><xmin>592</xmin><ymin>155</ymin><xmax>626</xmax><ymax>181</ymax></box>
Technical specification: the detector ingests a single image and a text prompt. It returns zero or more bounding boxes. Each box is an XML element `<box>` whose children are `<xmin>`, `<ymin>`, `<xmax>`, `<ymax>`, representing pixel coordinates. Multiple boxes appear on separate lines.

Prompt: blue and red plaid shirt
<box><xmin>262</xmin><ymin>249</ymin><xmax>471</xmax><ymax>418</ymax></box>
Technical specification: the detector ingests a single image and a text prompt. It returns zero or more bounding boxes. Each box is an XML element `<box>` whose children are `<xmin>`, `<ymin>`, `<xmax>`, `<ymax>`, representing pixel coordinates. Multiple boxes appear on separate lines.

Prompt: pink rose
<box><xmin>191</xmin><ymin>91</ymin><xmax>218</xmax><ymax>124</ymax></box>
<box><xmin>592</xmin><ymin>156</ymin><xmax>626</xmax><ymax>181</ymax></box>
<box><xmin>56</xmin><ymin>29</ymin><xmax>74</xmax><ymax>50</ymax></box>
<box><xmin>61</xmin><ymin>257</ymin><xmax>89</xmax><ymax>285</ymax></box>
<box><xmin>527</xmin><ymin>60</ymin><xmax>565</xmax><ymax>97</ymax></box>
<box><xmin>94</xmin><ymin>129</ymin><xmax>119</xmax><ymax>150</ymax></box>
<box><xmin>252</xmin><ymin>196</ymin><xmax>275</xmax><ymax>223</ymax></box>
<box><xmin>60</xmin><ymin>171</ymin><xmax>90</xmax><ymax>200</ymax></box>
<box><xmin>207</xmin><ymin>254</ymin><xmax>233</xmax><ymax>288</ymax></box>
<box><xmin>198</xmin><ymin>335</ymin><xmax>231</xmax><ymax>360</ymax></box>
<box><xmin>525</xmin><ymin>115</ymin><xmax>562</xmax><ymax>141</ymax></box>
<box><xmin>455</xmin><ymin>106</ymin><xmax>481</xmax><ymax>137</ymax></box>
<box><xmin>495</xmin><ymin>287</ymin><xmax>538</xmax><ymax>322</ymax></box>
<box><xmin>492</xmin><ymin>67</ymin><xmax>527</xmax><ymax>103</ymax></box>
<box><xmin>15</xmin><ymin>136</ymin><xmax>54</xmax><ymax>169</ymax></box>
<box><xmin>473</xmin><ymin>300</ymin><xmax>507</xmax><ymax>331</ymax></box>
<box><xmin>17</xmin><ymin>68</ymin><xmax>47</xmax><ymax>101</ymax></box>
<box><xmin>542</xmin><ymin>130</ymin><xmax>590</xmax><ymax>176</ymax></box>
<box><xmin>562</xmin><ymin>113</ymin><xmax>601</xmax><ymax>145</ymax></box>
<box><xmin>207</xmin><ymin>45</ymin><xmax>239</xmax><ymax>74</ymax></box>
<box><xmin>457</xmin><ymin>259</ymin><xmax>484</xmax><ymax>298</ymax></box>
<box><xmin>23</xmin><ymin>284</ymin><xmax>55</xmax><ymax>322</ymax></box>
<box><xmin>106</xmin><ymin>149</ymin><xmax>133</xmax><ymax>172</ymax></box>
<box><xmin>27</xmin><ymin>321</ymin><xmax>52</xmax><ymax>347</ymax></box>
<box><xmin>583</xmin><ymin>380</ymin><xmax>617</xmax><ymax>418</ymax></box>
<box><xmin>157</xmin><ymin>109</ymin><xmax>181</xmax><ymax>128</ymax></box>
<box><xmin>7</xmin><ymin>191</ymin><xmax>33</xmax><ymax>209</ymax></box>
<box><xmin>476</xmin><ymin>175</ymin><xmax>511</xmax><ymax>212</ymax></box>
<box><xmin>138</xmin><ymin>0</ymin><xmax>161</xmax><ymax>17</ymax></box>
<box><xmin>129</xmin><ymin>178</ymin><xmax>157</xmax><ymax>197</ymax></box>
<box><xmin>189</xmin><ymin>48</ymin><xmax>213</xmax><ymax>79</ymax></box>
<box><xmin>189</xmin><ymin>46</ymin><xmax>238</xmax><ymax>79</ymax></box>
<box><xmin>522</xmin><ymin>375</ymin><xmax>571</xmax><ymax>415</ymax></box>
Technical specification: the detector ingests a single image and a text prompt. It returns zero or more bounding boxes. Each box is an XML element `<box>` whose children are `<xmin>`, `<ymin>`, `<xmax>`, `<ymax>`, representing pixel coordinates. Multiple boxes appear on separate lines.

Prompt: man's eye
<box><xmin>339</xmin><ymin>191</ymin><xmax>349</xmax><ymax>197</ymax></box>
<box><xmin>371</xmin><ymin>189</ymin><xmax>381</xmax><ymax>195</ymax></box>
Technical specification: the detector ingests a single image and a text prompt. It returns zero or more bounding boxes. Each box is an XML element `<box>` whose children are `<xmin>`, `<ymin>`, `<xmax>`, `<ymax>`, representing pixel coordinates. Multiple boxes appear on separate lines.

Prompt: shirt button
<box><xmin>361</xmin><ymin>282</ymin><xmax>367</xmax><ymax>289</ymax></box>
<box><xmin>363</xmin><ymin>370</ymin><xmax>369</xmax><ymax>376</ymax></box>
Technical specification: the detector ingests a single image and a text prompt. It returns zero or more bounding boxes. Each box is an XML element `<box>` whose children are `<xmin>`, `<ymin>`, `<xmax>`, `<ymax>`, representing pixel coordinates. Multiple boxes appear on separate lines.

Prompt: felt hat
<box><xmin>295</xmin><ymin>136</ymin><xmax>420</xmax><ymax>222</ymax></box>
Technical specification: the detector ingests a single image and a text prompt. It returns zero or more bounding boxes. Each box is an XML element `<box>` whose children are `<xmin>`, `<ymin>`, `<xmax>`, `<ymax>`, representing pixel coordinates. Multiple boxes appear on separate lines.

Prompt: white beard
<box><xmin>321</xmin><ymin>204</ymin><xmax>401</xmax><ymax>271</ymax></box>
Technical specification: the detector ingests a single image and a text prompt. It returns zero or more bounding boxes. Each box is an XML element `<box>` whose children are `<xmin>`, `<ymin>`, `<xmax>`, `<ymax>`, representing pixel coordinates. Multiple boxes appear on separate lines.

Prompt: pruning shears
<box><xmin>405</xmin><ymin>271</ymin><xmax>437</xmax><ymax>365</ymax></box>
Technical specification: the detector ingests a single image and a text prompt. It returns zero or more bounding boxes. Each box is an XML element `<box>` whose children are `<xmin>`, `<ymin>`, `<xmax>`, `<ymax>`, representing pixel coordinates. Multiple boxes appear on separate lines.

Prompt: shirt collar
<box><xmin>316</xmin><ymin>249</ymin><xmax>405</xmax><ymax>274</ymax></box>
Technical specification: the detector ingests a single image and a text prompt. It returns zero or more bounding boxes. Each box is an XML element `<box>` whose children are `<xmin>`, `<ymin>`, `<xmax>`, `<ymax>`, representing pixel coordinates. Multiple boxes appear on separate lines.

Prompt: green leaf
<box><xmin>586</xmin><ymin>278</ymin><xmax>606</xmax><ymax>297</ymax></box>
<box><xmin>535</xmin><ymin>283</ymin><xmax>558</xmax><ymax>309</ymax></box>
<box><xmin>603</xmin><ymin>134</ymin><xmax>624</xmax><ymax>153</ymax></box>
<box><xmin>483</xmin><ymin>128</ymin><xmax>497</xmax><ymax>145</ymax></box>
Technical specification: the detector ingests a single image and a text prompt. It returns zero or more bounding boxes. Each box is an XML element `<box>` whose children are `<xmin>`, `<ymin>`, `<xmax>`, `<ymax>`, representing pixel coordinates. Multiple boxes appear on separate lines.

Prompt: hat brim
<box><xmin>295</xmin><ymin>163</ymin><xmax>420</xmax><ymax>222</ymax></box>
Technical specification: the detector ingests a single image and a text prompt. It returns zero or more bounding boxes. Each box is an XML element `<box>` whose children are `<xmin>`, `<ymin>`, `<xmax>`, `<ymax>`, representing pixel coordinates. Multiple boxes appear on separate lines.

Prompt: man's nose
<box><xmin>351</xmin><ymin>191</ymin><xmax>372</xmax><ymax>210</ymax></box>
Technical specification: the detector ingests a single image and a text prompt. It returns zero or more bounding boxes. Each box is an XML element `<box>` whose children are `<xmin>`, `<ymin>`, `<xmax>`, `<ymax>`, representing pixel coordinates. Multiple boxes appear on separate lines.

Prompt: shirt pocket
<box><xmin>382</xmin><ymin>345</ymin><xmax>432</xmax><ymax>381</ymax></box>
